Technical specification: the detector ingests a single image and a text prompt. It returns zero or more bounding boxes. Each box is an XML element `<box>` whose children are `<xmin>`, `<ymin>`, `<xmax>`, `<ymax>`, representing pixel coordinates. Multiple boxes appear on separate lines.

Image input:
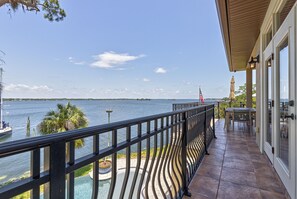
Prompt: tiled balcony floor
<box><xmin>184</xmin><ymin>120</ymin><xmax>290</xmax><ymax>199</ymax></box>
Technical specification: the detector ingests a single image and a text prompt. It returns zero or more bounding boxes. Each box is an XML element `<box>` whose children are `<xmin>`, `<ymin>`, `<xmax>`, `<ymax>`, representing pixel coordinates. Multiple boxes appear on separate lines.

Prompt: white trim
<box><xmin>258</xmin><ymin>1</ymin><xmax>297</xmax><ymax>198</ymax></box>
<box><xmin>272</xmin><ymin>6</ymin><xmax>296</xmax><ymax>198</ymax></box>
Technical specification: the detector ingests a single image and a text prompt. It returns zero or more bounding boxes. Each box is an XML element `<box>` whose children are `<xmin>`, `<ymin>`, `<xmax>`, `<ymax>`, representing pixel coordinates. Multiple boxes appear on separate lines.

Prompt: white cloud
<box><xmin>153</xmin><ymin>88</ymin><xmax>164</xmax><ymax>93</ymax></box>
<box><xmin>91</xmin><ymin>51</ymin><xmax>144</xmax><ymax>68</ymax></box>
<box><xmin>154</xmin><ymin>67</ymin><xmax>167</xmax><ymax>74</ymax></box>
<box><xmin>68</xmin><ymin>57</ymin><xmax>86</xmax><ymax>65</ymax></box>
<box><xmin>143</xmin><ymin>78</ymin><xmax>150</xmax><ymax>82</ymax></box>
<box><xmin>5</xmin><ymin>84</ymin><xmax>53</xmax><ymax>92</ymax></box>
<box><xmin>73</xmin><ymin>61</ymin><xmax>86</xmax><ymax>65</ymax></box>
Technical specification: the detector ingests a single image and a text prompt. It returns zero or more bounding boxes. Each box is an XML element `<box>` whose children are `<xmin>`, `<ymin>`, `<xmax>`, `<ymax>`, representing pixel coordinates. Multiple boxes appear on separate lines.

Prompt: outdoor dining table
<box><xmin>224</xmin><ymin>107</ymin><xmax>256</xmax><ymax>133</ymax></box>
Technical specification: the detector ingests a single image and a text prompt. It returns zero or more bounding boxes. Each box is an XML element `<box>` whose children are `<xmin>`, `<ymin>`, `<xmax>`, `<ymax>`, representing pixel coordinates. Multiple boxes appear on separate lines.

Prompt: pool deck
<box><xmin>184</xmin><ymin>120</ymin><xmax>290</xmax><ymax>199</ymax></box>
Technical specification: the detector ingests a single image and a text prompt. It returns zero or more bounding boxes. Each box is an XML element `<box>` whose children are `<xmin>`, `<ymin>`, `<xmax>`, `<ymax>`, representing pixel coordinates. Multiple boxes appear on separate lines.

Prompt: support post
<box><xmin>217</xmin><ymin>102</ymin><xmax>220</xmax><ymax>119</ymax></box>
<box><xmin>213</xmin><ymin>105</ymin><xmax>217</xmax><ymax>139</ymax></box>
<box><xmin>49</xmin><ymin>142</ymin><xmax>66</xmax><ymax>198</ymax></box>
<box><xmin>30</xmin><ymin>149</ymin><xmax>40</xmax><ymax>199</ymax></box>
<box><xmin>182</xmin><ymin>112</ymin><xmax>191</xmax><ymax>197</ymax></box>
<box><xmin>204</xmin><ymin>107</ymin><xmax>209</xmax><ymax>155</ymax></box>
<box><xmin>66</xmin><ymin>142</ymin><xmax>75</xmax><ymax>199</ymax></box>
<box><xmin>246</xmin><ymin>68</ymin><xmax>253</xmax><ymax>108</ymax></box>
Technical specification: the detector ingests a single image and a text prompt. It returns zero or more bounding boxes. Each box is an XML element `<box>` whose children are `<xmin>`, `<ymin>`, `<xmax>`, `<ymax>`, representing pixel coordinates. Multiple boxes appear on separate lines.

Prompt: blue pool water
<box><xmin>73</xmin><ymin>169</ymin><xmax>142</xmax><ymax>199</ymax></box>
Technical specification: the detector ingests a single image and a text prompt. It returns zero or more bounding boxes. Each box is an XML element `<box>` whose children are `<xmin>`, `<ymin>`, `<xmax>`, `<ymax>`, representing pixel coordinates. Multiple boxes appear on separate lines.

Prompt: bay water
<box><xmin>0</xmin><ymin>99</ymin><xmax>197</xmax><ymax>184</ymax></box>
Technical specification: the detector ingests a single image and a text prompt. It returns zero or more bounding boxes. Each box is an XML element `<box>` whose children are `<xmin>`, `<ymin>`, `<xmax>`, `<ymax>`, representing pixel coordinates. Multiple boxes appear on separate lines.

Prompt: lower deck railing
<box><xmin>0</xmin><ymin>104</ymin><xmax>215</xmax><ymax>199</ymax></box>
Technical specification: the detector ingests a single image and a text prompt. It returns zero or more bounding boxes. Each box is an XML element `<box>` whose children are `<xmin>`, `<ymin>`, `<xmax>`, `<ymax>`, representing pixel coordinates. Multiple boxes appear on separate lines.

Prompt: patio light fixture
<box><xmin>248</xmin><ymin>55</ymin><xmax>260</xmax><ymax>69</ymax></box>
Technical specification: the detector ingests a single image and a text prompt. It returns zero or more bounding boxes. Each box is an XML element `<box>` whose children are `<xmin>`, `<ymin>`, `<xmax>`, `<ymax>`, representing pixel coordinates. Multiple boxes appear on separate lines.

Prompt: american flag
<box><xmin>199</xmin><ymin>87</ymin><xmax>204</xmax><ymax>104</ymax></box>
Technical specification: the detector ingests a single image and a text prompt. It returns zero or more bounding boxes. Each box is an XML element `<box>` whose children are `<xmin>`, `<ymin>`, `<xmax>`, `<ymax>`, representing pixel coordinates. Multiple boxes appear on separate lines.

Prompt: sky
<box><xmin>0</xmin><ymin>0</ymin><xmax>247</xmax><ymax>99</ymax></box>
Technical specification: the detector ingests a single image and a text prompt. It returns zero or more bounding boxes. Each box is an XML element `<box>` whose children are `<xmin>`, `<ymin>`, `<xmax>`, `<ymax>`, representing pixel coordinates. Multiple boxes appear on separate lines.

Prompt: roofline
<box><xmin>215</xmin><ymin>0</ymin><xmax>233</xmax><ymax>72</ymax></box>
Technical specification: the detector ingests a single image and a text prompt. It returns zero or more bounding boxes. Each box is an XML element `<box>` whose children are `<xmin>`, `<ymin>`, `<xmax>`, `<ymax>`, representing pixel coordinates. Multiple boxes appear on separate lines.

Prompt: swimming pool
<box><xmin>73</xmin><ymin>168</ymin><xmax>144</xmax><ymax>199</ymax></box>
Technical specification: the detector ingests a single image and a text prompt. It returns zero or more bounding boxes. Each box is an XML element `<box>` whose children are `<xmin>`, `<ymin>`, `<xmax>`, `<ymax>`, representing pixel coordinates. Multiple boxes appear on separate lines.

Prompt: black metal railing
<box><xmin>173</xmin><ymin>101</ymin><xmax>221</xmax><ymax>119</ymax></box>
<box><xmin>0</xmin><ymin>104</ymin><xmax>215</xmax><ymax>199</ymax></box>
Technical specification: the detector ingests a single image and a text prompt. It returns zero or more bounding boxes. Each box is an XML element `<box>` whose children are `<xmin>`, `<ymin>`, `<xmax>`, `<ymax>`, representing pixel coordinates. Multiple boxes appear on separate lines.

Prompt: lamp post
<box><xmin>106</xmin><ymin>109</ymin><xmax>113</xmax><ymax>124</ymax></box>
<box><xmin>106</xmin><ymin>109</ymin><xmax>113</xmax><ymax>148</ymax></box>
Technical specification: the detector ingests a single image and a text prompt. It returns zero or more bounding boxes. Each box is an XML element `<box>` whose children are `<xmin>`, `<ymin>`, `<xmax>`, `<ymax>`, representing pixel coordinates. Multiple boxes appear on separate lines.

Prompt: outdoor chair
<box><xmin>232</xmin><ymin>111</ymin><xmax>251</xmax><ymax>133</ymax></box>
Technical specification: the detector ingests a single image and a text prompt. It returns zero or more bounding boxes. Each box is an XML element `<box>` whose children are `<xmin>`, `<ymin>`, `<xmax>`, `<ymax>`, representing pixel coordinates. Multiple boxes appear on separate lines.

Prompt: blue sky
<box><xmin>0</xmin><ymin>0</ymin><xmax>247</xmax><ymax>99</ymax></box>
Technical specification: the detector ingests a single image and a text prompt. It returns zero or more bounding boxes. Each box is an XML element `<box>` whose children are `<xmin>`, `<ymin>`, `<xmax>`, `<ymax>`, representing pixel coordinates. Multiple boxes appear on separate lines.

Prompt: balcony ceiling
<box><xmin>216</xmin><ymin>0</ymin><xmax>270</xmax><ymax>72</ymax></box>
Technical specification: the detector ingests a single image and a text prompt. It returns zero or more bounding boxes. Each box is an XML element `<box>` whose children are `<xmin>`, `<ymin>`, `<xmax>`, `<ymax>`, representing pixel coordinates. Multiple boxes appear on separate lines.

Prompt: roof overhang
<box><xmin>216</xmin><ymin>0</ymin><xmax>271</xmax><ymax>72</ymax></box>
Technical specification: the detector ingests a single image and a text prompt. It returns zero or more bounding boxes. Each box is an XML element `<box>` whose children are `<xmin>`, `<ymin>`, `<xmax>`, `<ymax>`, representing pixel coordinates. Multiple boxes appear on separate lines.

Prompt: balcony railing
<box><xmin>0</xmin><ymin>104</ymin><xmax>215</xmax><ymax>199</ymax></box>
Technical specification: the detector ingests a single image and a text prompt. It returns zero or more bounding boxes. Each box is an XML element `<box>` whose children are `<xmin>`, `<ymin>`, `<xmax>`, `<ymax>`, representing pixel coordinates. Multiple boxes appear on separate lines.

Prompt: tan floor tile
<box><xmin>189</xmin><ymin>175</ymin><xmax>219</xmax><ymax>198</ymax></box>
<box><xmin>223</xmin><ymin>157</ymin><xmax>254</xmax><ymax>172</ymax></box>
<box><xmin>202</xmin><ymin>155</ymin><xmax>223</xmax><ymax>166</ymax></box>
<box><xmin>184</xmin><ymin>193</ymin><xmax>210</xmax><ymax>199</ymax></box>
<box><xmin>224</xmin><ymin>153</ymin><xmax>251</xmax><ymax>161</ymax></box>
<box><xmin>211</xmin><ymin>144</ymin><xmax>226</xmax><ymax>150</ymax></box>
<box><xmin>251</xmin><ymin>154</ymin><xmax>269</xmax><ymax>164</ymax></box>
<box><xmin>208</xmin><ymin>148</ymin><xmax>225</xmax><ymax>156</ymax></box>
<box><xmin>260</xmin><ymin>190</ymin><xmax>286</xmax><ymax>199</ymax></box>
<box><xmin>197</xmin><ymin>163</ymin><xmax>222</xmax><ymax>180</ymax></box>
<box><xmin>253</xmin><ymin>162</ymin><xmax>276</xmax><ymax>178</ymax></box>
<box><xmin>221</xmin><ymin>167</ymin><xmax>257</xmax><ymax>187</ymax></box>
<box><xmin>217</xmin><ymin>181</ymin><xmax>261</xmax><ymax>199</ymax></box>
<box><xmin>256</xmin><ymin>175</ymin><xmax>285</xmax><ymax>194</ymax></box>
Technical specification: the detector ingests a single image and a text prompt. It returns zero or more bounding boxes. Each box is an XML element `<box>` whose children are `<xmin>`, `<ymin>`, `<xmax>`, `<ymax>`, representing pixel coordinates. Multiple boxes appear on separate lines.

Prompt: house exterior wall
<box><xmin>255</xmin><ymin>0</ymin><xmax>297</xmax><ymax>198</ymax></box>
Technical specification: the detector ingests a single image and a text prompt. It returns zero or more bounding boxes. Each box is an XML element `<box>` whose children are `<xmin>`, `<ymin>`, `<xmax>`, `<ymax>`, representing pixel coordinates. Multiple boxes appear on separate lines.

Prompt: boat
<box><xmin>0</xmin><ymin>68</ymin><xmax>12</xmax><ymax>138</ymax></box>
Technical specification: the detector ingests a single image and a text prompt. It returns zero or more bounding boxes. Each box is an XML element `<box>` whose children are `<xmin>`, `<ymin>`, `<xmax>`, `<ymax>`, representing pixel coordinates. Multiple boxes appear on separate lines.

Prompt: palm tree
<box><xmin>39</xmin><ymin>102</ymin><xmax>88</xmax><ymax>148</ymax></box>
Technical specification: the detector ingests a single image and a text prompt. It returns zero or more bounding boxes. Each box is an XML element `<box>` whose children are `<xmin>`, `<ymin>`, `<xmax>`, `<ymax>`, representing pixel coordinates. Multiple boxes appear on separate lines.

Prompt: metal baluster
<box><xmin>171</xmin><ymin>114</ymin><xmax>182</xmax><ymax>197</ymax></box>
<box><xmin>137</xmin><ymin>121</ymin><xmax>150</xmax><ymax>199</ymax></box>
<box><xmin>67</xmin><ymin>141</ymin><xmax>75</xmax><ymax>199</ymax></box>
<box><xmin>129</xmin><ymin>124</ymin><xmax>142</xmax><ymax>199</ymax></box>
<box><xmin>91</xmin><ymin>135</ymin><xmax>99</xmax><ymax>199</ymax></box>
<box><xmin>162</xmin><ymin>116</ymin><xmax>172</xmax><ymax>199</ymax></box>
<box><xmin>107</xmin><ymin>130</ymin><xmax>117</xmax><ymax>199</ymax></box>
<box><xmin>145</xmin><ymin>119</ymin><xmax>158</xmax><ymax>198</ymax></box>
<box><xmin>182</xmin><ymin>112</ymin><xmax>191</xmax><ymax>197</ymax></box>
<box><xmin>187</xmin><ymin>142</ymin><xmax>196</xmax><ymax>178</ymax></box>
<box><xmin>43</xmin><ymin>147</ymin><xmax>50</xmax><ymax>199</ymax></box>
<box><xmin>185</xmin><ymin>114</ymin><xmax>196</xmax><ymax>178</ymax></box>
<box><xmin>175</xmin><ymin>113</ymin><xmax>183</xmax><ymax>197</ymax></box>
<box><xmin>154</xmin><ymin>118</ymin><xmax>166</xmax><ymax>198</ymax></box>
<box><xmin>191</xmin><ymin>136</ymin><xmax>200</xmax><ymax>170</ymax></box>
<box><xmin>30</xmin><ymin>149</ymin><xmax>40</xmax><ymax>199</ymax></box>
<box><xmin>120</xmin><ymin>126</ymin><xmax>131</xmax><ymax>199</ymax></box>
<box><xmin>166</xmin><ymin>115</ymin><xmax>177</xmax><ymax>197</ymax></box>
<box><xmin>204</xmin><ymin>107</ymin><xmax>209</xmax><ymax>155</ymax></box>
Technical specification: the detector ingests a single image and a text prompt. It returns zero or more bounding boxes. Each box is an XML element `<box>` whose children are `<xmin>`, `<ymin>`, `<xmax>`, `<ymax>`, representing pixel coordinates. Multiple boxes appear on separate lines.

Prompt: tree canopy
<box><xmin>234</xmin><ymin>83</ymin><xmax>256</xmax><ymax>107</ymax></box>
<box><xmin>39</xmin><ymin>102</ymin><xmax>88</xmax><ymax>148</ymax></box>
<box><xmin>0</xmin><ymin>0</ymin><xmax>66</xmax><ymax>21</ymax></box>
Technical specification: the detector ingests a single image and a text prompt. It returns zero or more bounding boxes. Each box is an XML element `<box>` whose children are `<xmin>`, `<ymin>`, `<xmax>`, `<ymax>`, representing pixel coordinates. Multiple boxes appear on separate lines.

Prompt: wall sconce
<box><xmin>248</xmin><ymin>55</ymin><xmax>260</xmax><ymax>69</ymax></box>
<box><xmin>267</xmin><ymin>59</ymin><xmax>271</xmax><ymax>67</ymax></box>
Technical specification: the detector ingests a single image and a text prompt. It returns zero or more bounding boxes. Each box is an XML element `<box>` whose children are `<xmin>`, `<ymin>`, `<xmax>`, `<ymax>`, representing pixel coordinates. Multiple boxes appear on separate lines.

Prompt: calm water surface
<box><xmin>0</xmin><ymin>99</ymin><xmax>194</xmax><ymax>184</ymax></box>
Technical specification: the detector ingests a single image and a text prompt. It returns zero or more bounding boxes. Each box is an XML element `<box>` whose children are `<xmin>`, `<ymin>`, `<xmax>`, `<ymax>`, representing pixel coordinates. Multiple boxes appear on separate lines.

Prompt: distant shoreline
<box><xmin>3</xmin><ymin>98</ymin><xmax>223</xmax><ymax>101</ymax></box>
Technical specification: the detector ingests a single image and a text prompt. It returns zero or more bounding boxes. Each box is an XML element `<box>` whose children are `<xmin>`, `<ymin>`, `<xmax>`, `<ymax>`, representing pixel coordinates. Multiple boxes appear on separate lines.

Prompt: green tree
<box><xmin>39</xmin><ymin>102</ymin><xmax>88</xmax><ymax>148</ymax></box>
<box><xmin>0</xmin><ymin>0</ymin><xmax>66</xmax><ymax>22</ymax></box>
<box><xmin>234</xmin><ymin>83</ymin><xmax>256</xmax><ymax>107</ymax></box>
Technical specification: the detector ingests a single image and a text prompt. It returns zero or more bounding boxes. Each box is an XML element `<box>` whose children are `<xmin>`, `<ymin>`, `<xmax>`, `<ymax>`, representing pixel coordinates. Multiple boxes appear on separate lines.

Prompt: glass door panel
<box><xmin>278</xmin><ymin>37</ymin><xmax>289</xmax><ymax>168</ymax></box>
<box><xmin>263</xmin><ymin>41</ymin><xmax>274</xmax><ymax>163</ymax></box>
<box><xmin>266</xmin><ymin>59</ymin><xmax>272</xmax><ymax>145</ymax></box>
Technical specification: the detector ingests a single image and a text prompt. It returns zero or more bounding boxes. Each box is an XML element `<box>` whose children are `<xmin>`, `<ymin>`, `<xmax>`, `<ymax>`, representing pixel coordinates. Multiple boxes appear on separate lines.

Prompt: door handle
<box><xmin>284</xmin><ymin>113</ymin><xmax>295</xmax><ymax>120</ymax></box>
